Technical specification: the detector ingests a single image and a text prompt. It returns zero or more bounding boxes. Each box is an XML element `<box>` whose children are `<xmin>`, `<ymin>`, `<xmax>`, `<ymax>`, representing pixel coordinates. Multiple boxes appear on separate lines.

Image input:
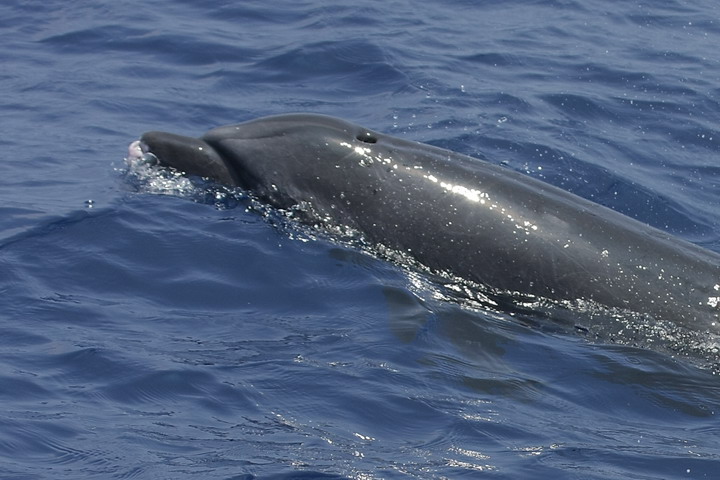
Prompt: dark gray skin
<box><xmin>134</xmin><ymin>113</ymin><xmax>720</xmax><ymax>335</ymax></box>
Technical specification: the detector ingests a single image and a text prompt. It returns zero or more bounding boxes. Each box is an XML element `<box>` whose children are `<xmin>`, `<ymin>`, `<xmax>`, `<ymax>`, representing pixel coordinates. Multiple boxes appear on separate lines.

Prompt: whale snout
<box><xmin>139</xmin><ymin>131</ymin><xmax>200</xmax><ymax>166</ymax></box>
<box><xmin>129</xmin><ymin>131</ymin><xmax>239</xmax><ymax>186</ymax></box>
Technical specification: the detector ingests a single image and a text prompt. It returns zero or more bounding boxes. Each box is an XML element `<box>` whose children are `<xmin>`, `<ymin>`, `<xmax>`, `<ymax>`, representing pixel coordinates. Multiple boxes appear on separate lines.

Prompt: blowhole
<box><xmin>356</xmin><ymin>132</ymin><xmax>378</xmax><ymax>144</ymax></box>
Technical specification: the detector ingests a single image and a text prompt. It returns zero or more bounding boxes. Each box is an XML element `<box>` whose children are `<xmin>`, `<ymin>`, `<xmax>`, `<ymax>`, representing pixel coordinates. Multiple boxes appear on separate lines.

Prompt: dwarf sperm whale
<box><xmin>128</xmin><ymin>113</ymin><xmax>720</xmax><ymax>335</ymax></box>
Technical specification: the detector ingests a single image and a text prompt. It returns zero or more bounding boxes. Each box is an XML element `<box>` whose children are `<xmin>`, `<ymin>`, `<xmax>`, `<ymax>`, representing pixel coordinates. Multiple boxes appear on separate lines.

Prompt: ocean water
<box><xmin>1</xmin><ymin>0</ymin><xmax>720</xmax><ymax>478</ymax></box>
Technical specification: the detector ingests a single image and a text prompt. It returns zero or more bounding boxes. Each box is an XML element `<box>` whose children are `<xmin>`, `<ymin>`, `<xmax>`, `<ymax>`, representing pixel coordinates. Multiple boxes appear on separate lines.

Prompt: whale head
<box><xmin>131</xmin><ymin>113</ymin><xmax>385</xmax><ymax>210</ymax></box>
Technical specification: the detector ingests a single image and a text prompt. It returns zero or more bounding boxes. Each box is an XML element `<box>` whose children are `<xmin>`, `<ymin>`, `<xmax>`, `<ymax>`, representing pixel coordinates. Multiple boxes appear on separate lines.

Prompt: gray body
<box><xmin>135</xmin><ymin>113</ymin><xmax>720</xmax><ymax>334</ymax></box>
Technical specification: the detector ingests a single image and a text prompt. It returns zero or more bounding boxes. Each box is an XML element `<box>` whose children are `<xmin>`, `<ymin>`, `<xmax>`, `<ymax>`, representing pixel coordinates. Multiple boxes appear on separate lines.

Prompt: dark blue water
<box><xmin>2</xmin><ymin>0</ymin><xmax>720</xmax><ymax>478</ymax></box>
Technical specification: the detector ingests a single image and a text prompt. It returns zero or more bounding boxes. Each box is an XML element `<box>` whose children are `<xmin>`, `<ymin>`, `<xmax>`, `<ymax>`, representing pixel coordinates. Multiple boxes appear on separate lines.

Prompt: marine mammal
<box><xmin>128</xmin><ymin>113</ymin><xmax>720</xmax><ymax>335</ymax></box>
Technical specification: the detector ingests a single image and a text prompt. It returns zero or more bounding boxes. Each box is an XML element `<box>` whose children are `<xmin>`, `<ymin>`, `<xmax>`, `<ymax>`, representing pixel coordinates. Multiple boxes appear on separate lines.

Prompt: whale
<box><xmin>128</xmin><ymin>113</ymin><xmax>720</xmax><ymax>337</ymax></box>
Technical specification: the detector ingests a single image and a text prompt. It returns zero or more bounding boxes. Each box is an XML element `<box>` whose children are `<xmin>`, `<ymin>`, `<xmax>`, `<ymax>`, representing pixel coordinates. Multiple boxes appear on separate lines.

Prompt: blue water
<box><xmin>2</xmin><ymin>0</ymin><xmax>720</xmax><ymax>478</ymax></box>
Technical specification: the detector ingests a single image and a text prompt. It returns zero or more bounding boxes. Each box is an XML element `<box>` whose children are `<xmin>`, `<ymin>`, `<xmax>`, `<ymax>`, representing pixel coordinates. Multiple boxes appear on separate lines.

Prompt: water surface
<box><xmin>1</xmin><ymin>0</ymin><xmax>719</xmax><ymax>478</ymax></box>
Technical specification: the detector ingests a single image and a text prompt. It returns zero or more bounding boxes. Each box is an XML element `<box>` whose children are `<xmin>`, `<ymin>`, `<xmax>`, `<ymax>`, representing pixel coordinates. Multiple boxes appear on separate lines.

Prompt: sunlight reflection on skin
<box><xmin>339</xmin><ymin>140</ymin><xmax>541</xmax><ymax>236</ymax></box>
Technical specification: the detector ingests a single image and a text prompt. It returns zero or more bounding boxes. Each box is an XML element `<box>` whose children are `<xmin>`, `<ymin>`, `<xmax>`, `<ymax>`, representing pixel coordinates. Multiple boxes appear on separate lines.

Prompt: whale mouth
<box><xmin>126</xmin><ymin>140</ymin><xmax>159</xmax><ymax>166</ymax></box>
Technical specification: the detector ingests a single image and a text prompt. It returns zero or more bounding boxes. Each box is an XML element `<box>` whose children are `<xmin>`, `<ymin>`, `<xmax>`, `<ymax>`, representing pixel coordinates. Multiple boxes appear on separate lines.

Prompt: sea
<box><xmin>1</xmin><ymin>0</ymin><xmax>720</xmax><ymax>478</ymax></box>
